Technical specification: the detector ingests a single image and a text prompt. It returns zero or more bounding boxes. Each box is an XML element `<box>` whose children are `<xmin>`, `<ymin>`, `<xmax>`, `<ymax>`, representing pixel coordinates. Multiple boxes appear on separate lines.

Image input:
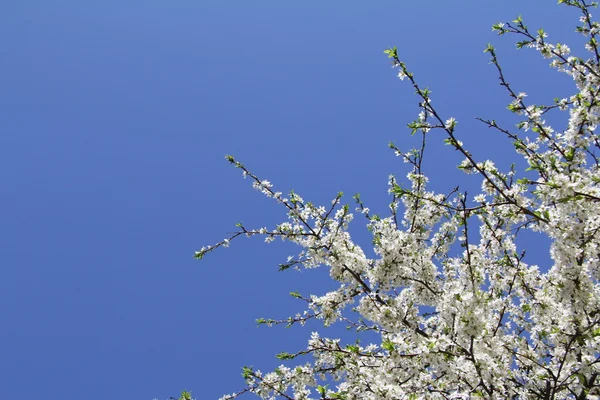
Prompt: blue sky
<box><xmin>1</xmin><ymin>1</ymin><xmax>578</xmax><ymax>399</ymax></box>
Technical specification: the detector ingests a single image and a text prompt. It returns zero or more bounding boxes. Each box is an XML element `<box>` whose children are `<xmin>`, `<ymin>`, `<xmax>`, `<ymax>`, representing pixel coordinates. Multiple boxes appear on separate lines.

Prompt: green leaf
<box><xmin>179</xmin><ymin>391</ymin><xmax>193</xmax><ymax>400</ymax></box>
<box><xmin>516</xmin><ymin>40</ymin><xmax>530</xmax><ymax>49</ymax></box>
<box><xmin>276</xmin><ymin>351</ymin><xmax>296</xmax><ymax>360</ymax></box>
<box><xmin>491</xmin><ymin>23</ymin><xmax>505</xmax><ymax>33</ymax></box>
<box><xmin>317</xmin><ymin>385</ymin><xmax>328</xmax><ymax>396</ymax></box>
<box><xmin>382</xmin><ymin>339</ymin><xmax>395</xmax><ymax>351</ymax></box>
<box><xmin>526</xmin><ymin>161</ymin><xmax>540</xmax><ymax>172</ymax></box>
<box><xmin>508</xmin><ymin>103</ymin><xmax>521</xmax><ymax>113</ymax></box>
<box><xmin>392</xmin><ymin>183</ymin><xmax>408</xmax><ymax>198</ymax></box>
<box><xmin>407</xmin><ymin>121</ymin><xmax>420</xmax><ymax>135</ymax></box>
<box><xmin>564</xmin><ymin>147</ymin><xmax>575</xmax><ymax>162</ymax></box>
<box><xmin>444</xmin><ymin>138</ymin><xmax>459</xmax><ymax>148</ymax></box>
<box><xmin>346</xmin><ymin>344</ymin><xmax>360</xmax><ymax>353</ymax></box>
<box><xmin>256</xmin><ymin>318</ymin><xmax>275</xmax><ymax>326</ymax></box>
<box><xmin>330</xmin><ymin>393</ymin><xmax>348</xmax><ymax>400</ymax></box>
<box><xmin>383</xmin><ymin>46</ymin><xmax>397</xmax><ymax>58</ymax></box>
<box><xmin>241</xmin><ymin>366</ymin><xmax>254</xmax><ymax>379</ymax></box>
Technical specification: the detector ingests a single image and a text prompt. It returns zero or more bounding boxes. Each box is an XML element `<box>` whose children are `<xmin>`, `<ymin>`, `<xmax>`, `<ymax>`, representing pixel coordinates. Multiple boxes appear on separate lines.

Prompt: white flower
<box><xmin>445</xmin><ymin>117</ymin><xmax>457</xmax><ymax>129</ymax></box>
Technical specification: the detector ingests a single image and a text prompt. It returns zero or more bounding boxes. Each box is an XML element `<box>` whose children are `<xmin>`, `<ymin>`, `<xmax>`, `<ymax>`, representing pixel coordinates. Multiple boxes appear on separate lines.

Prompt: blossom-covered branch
<box><xmin>194</xmin><ymin>1</ymin><xmax>600</xmax><ymax>398</ymax></box>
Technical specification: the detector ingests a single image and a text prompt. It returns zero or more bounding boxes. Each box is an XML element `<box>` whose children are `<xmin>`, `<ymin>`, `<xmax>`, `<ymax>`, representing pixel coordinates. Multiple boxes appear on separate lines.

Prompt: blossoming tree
<box><xmin>195</xmin><ymin>1</ymin><xmax>600</xmax><ymax>398</ymax></box>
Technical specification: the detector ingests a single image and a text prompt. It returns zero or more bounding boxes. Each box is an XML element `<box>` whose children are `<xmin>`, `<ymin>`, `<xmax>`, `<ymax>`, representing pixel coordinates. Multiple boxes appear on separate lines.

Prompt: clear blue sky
<box><xmin>1</xmin><ymin>1</ymin><xmax>577</xmax><ymax>399</ymax></box>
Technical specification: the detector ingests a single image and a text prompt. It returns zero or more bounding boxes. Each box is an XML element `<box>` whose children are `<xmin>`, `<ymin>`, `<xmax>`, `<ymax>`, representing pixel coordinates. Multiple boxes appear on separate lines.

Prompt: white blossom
<box><xmin>196</xmin><ymin>3</ymin><xmax>600</xmax><ymax>399</ymax></box>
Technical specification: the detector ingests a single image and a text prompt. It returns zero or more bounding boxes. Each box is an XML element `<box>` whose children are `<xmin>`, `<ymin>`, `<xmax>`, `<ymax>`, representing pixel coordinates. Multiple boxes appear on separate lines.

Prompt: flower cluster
<box><xmin>198</xmin><ymin>1</ymin><xmax>600</xmax><ymax>398</ymax></box>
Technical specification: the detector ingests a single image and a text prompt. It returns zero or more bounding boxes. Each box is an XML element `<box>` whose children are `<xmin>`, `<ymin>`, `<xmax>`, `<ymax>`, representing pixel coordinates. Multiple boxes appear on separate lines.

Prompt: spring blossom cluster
<box><xmin>196</xmin><ymin>2</ymin><xmax>600</xmax><ymax>398</ymax></box>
